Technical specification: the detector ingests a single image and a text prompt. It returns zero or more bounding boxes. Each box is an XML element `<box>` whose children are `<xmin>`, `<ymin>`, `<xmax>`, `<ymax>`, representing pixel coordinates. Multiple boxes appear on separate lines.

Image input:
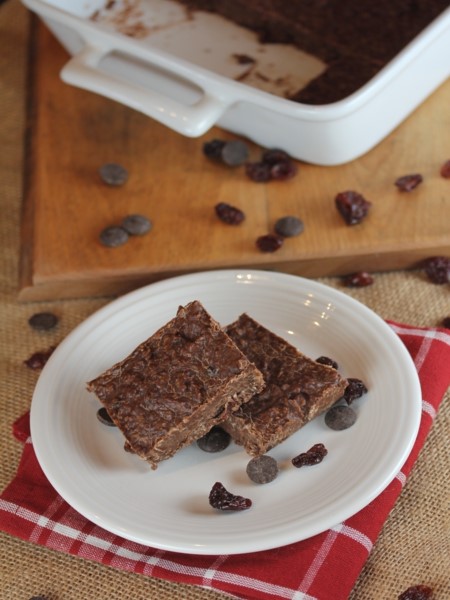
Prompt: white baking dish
<box><xmin>22</xmin><ymin>0</ymin><xmax>450</xmax><ymax>165</ymax></box>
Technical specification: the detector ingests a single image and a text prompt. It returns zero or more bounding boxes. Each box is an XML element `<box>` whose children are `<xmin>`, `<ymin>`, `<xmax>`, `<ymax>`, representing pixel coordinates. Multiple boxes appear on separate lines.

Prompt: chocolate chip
<box><xmin>221</xmin><ymin>140</ymin><xmax>250</xmax><ymax>167</ymax></box>
<box><xmin>96</xmin><ymin>407</ymin><xmax>116</xmax><ymax>426</ymax></box>
<box><xmin>99</xmin><ymin>226</ymin><xmax>129</xmax><ymax>248</ymax></box>
<box><xmin>316</xmin><ymin>356</ymin><xmax>339</xmax><ymax>369</ymax></box>
<box><xmin>246</xmin><ymin>455</ymin><xmax>279</xmax><ymax>484</ymax></box>
<box><xmin>121</xmin><ymin>214</ymin><xmax>152</xmax><ymax>236</ymax></box>
<box><xmin>197</xmin><ymin>426</ymin><xmax>231</xmax><ymax>453</ymax></box>
<box><xmin>28</xmin><ymin>312</ymin><xmax>58</xmax><ymax>331</ymax></box>
<box><xmin>99</xmin><ymin>163</ymin><xmax>128</xmax><ymax>186</ymax></box>
<box><xmin>325</xmin><ymin>405</ymin><xmax>357</xmax><ymax>430</ymax></box>
<box><xmin>274</xmin><ymin>216</ymin><xmax>304</xmax><ymax>237</ymax></box>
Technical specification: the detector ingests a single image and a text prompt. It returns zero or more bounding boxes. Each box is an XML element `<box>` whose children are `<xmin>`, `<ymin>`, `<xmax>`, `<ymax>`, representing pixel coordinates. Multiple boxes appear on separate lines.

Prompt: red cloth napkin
<box><xmin>1</xmin><ymin>321</ymin><xmax>449</xmax><ymax>600</ymax></box>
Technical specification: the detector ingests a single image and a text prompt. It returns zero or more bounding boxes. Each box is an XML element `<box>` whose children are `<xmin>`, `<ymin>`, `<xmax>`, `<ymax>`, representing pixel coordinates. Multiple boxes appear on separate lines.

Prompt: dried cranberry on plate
<box><xmin>209</xmin><ymin>482</ymin><xmax>252</xmax><ymax>511</ymax></box>
<box><xmin>292</xmin><ymin>443</ymin><xmax>328</xmax><ymax>468</ymax></box>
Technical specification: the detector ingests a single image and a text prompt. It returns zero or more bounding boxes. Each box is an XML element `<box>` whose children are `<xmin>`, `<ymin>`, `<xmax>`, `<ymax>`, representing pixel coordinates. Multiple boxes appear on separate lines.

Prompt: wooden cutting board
<box><xmin>19</xmin><ymin>20</ymin><xmax>450</xmax><ymax>301</ymax></box>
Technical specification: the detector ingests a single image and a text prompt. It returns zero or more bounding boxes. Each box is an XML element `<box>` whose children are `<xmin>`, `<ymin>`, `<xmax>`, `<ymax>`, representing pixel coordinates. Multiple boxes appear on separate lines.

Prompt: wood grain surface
<box><xmin>19</xmin><ymin>20</ymin><xmax>450</xmax><ymax>301</ymax></box>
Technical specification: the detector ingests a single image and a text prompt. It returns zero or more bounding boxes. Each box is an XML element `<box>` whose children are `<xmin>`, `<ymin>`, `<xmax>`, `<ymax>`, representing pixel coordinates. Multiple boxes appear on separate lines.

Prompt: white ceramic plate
<box><xmin>30</xmin><ymin>270</ymin><xmax>422</xmax><ymax>555</ymax></box>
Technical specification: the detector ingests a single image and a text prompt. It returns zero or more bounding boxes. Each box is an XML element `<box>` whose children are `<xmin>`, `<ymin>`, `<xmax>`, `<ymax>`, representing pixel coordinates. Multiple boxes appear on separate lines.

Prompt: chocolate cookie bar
<box><xmin>87</xmin><ymin>301</ymin><xmax>265</xmax><ymax>468</ymax></box>
<box><xmin>223</xmin><ymin>314</ymin><xmax>348</xmax><ymax>456</ymax></box>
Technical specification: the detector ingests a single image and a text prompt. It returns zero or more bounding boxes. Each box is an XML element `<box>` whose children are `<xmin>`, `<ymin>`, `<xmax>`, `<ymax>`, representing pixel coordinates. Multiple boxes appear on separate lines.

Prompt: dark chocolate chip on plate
<box><xmin>97</xmin><ymin>407</ymin><xmax>116</xmax><ymax>427</ymax></box>
<box><xmin>316</xmin><ymin>355</ymin><xmax>339</xmax><ymax>369</ymax></box>
<box><xmin>325</xmin><ymin>405</ymin><xmax>357</xmax><ymax>431</ymax></box>
<box><xmin>197</xmin><ymin>426</ymin><xmax>231</xmax><ymax>453</ymax></box>
<box><xmin>246</xmin><ymin>455</ymin><xmax>279</xmax><ymax>484</ymax></box>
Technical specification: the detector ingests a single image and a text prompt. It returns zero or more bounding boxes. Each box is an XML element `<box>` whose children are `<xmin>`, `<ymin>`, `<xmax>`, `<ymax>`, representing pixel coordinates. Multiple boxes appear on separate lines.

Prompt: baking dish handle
<box><xmin>60</xmin><ymin>45</ymin><xmax>229</xmax><ymax>137</ymax></box>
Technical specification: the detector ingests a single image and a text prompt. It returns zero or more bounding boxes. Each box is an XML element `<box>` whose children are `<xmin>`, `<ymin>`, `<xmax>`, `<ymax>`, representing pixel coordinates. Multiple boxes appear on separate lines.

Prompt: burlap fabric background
<box><xmin>1</xmin><ymin>2</ymin><xmax>449</xmax><ymax>598</ymax></box>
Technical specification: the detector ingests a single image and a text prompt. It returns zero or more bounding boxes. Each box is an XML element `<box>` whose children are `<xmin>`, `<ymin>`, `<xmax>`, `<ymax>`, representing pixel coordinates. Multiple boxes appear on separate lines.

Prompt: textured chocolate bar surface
<box><xmin>87</xmin><ymin>301</ymin><xmax>265</xmax><ymax>468</ymax></box>
<box><xmin>223</xmin><ymin>314</ymin><xmax>348</xmax><ymax>456</ymax></box>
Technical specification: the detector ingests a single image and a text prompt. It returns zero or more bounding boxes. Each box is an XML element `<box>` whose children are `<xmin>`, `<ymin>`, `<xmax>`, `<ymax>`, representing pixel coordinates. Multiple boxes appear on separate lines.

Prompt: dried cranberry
<box><xmin>440</xmin><ymin>159</ymin><xmax>450</xmax><ymax>178</ymax></box>
<box><xmin>215</xmin><ymin>202</ymin><xmax>245</xmax><ymax>225</ymax></box>
<box><xmin>423</xmin><ymin>256</ymin><xmax>450</xmax><ymax>284</ymax></box>
<box><xmin>344</xmin><ymin>378</ymin><xmax>368</xmax><ymax>404</ymax></box>
<box><xmin>395</xmin><ymin>173</ymin><xmax>423</xmax><ymax>192</ymax></box>
<box><xmin>209</xmin><ymin>482</ymin><xmax>252</xmax><ymax>511</ymax></box>
<box><xmin>335</xmin><ymin>191</ymin><xmax>371</xmax><ymax>225</ymax></box>
<box><xmin>203</xmin><ymin>139</ymin><xmax>226</xmax><ymax>160</ymax></box>
<box><xmin>292</xmin><ymin>443</ymin><xmax>328</xmax><ymax>468</ymax></box>
<box><xmin>342</xmin><ymin>271</ymin><xmax>374</xmax><ymax>287</ymax></box>
<box><xmin>261</xmin><ymin>148</ymin><xmax>292</xmax><ymax>165</ymax></box>
<box><xmin>24</xmin><ymin>346</ymin><xmax>56</xmax><ymax>369</ymax></box>
<box><xmin>245</xmin><ymin>161</ymin><xmax>272</xmax><ymax>182</ymax></box>
<box><xmin>316</xmin><ymin>356</ymin><xmax>338</xmax><ymax>369</ymax></box>
<box><xmin>270</xmin><ymin>160</ymin><xmax>298</xmax><ymax>181</ymax></box>
<box><xmin>398</xmin><ymin>584</ymin><xmax>433</xmax><ymax>600</ymax></box>
<box><xmin>441</xmin><ymin>317</ymin><xmax>450</xmax><ymax>329</ymax></box>
<box><xmin>256</xmin><ymin>234</ymin><xmax>284</xmax><ymax>252</ymax></box>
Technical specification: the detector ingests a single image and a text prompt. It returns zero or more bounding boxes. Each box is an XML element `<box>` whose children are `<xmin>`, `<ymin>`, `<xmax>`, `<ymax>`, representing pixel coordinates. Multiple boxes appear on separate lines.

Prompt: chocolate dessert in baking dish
<box><xmin>87</xmin><ymin>301</ymin><xmax>265</xmax><ymax>469</ymax></box>
<box><xmin>179</xmin><ymin>0</ymin><xmax>449</xmax><ymax>103</ymax></box>
<box><xmin>223</xmin><ymin>313</ymin><xmax>348</xmax><ymax>456</ymax></box>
